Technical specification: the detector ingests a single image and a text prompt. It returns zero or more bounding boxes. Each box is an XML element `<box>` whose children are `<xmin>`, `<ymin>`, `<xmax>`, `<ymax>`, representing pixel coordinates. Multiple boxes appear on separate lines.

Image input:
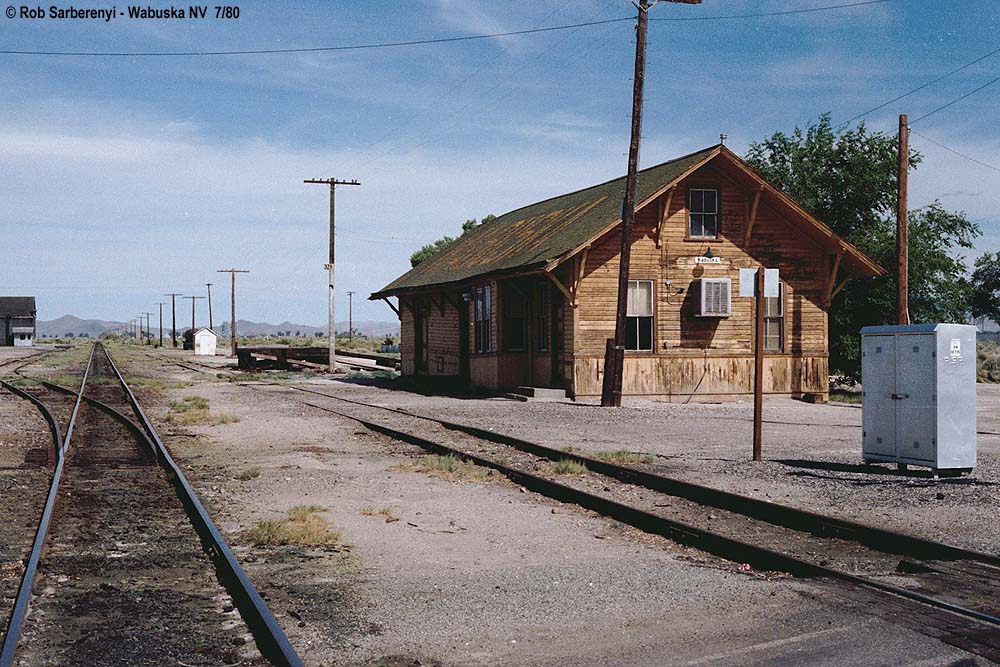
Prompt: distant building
<box><xmin>0</xmin><ymin>297</ymin><xmax>37</xmax><ymax>347</ymax></box>
<box><xmin>193</xmin><ymin>328</ymin><xmax>219</xmax><ymax>356</ymax></box>
<box><xmin>371</xmin><ymin>145</ymin><xmax>884</xmax><ymax>401</ymax></box>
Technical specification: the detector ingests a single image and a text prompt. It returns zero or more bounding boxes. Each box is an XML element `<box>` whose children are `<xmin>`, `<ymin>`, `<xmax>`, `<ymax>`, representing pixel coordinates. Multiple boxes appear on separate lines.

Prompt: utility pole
<box><xmin>347</xmin><ymin>291</ymin><xmax>354</xmax><ymax>342</ymax></box>
<box><xmin>165</xmin><ymin>293</ymin><xmax>182</xmax><ymax>348</ymax></box>
<box><xmin>183</xmin><ymin>296</ymin><xmax>205</xmax><ymax>346</ymax></box>
<box><xmin>897</xmin><ymin>113</ymin><xmax>910</xmax><ymax>325</ymax></box>
<box><xmin>304</xmin><ymin>177</ymin><xmax>361</xmax><ymax>373</ymax></box>
<box><xmin>206</xmin><ymin>283</ymin><xmax>214</xmax><ymax>330</ymax></box>
<box><xmin>606</xmin><ymin>0</ymin><xmax>699</xmax><ymax>406</ymax></box>
<box><xmin>136</xmin><ymin>317</ymin><xmax>143</xmax><ymax>344</ymax></box>
<box><xmin>142</xmin><ymin>312</ymin><xmax>153</xmax><ymax>346</ymax></box>
<box><xmin>217</xmin><ymin>269</ymin><xmax>249</xmax><ymax>357</ymax></box>
<box><xmin>156</xmin><ymin>302</ymin><xmax>167</xmax><ymax>347</ymax></box>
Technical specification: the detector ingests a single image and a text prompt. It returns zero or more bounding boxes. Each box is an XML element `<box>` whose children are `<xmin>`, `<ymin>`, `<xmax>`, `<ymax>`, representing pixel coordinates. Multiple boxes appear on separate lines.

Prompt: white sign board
<box><xmin>764</xmin><ymin>268</ymin><xmax>780</xmax><ymax>297</ymax></box>
<box><xmin>738</xmin><ymin>268</ymin><xmax>780</xmax><ymax>297</ymax></box>
<box><xmin>694</xmin><ymin>256</ymin><xmax>722</xmax><ymax>264</ymax></box>
<box><xmin>739</xmin><ymin>268</ymin><xmax>757</xmax><ymax>297</ymax></box>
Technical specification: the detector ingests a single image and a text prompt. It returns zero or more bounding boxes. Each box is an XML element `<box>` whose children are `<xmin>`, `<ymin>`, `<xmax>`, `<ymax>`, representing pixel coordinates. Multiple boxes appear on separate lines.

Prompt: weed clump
<box><xmin>360</xmin><ymin>506</ymin><xmax>399</xmax><ymax>522</ymax></box>
<box><xmin>391</xmin><ymin>454</ymin><xmax>486</xmax><ymax>481</ymax></box>
<box><xmin>592</xmin><ymin>450</ymin><xmax>655</xmax><ymax>465</ymax></box>
<box><xmin>549</xmin><ymin>459</ymin><xmax>588</xmax><ymax>475</ymax></box>
<box><xmin>235</xmin><ymin>467</ymin><xmax>261</xmax><ymax>481</ymax></box>
<box><xmin>244</xmin><ymin>505</ymin><xmax>340</xmax><ymax>546</ymax></box>
<box><xmin>166</xmin><ymin>395</ymin><xmax>239</xmax><ymax>426</ymax></box>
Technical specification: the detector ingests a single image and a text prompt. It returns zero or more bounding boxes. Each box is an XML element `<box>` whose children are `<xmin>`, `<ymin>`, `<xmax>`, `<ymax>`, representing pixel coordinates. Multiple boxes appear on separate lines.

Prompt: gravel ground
<box><xmin>84</xmin><ymin>345</ymin><xmax>997</xmax><ymax>666</ymax></box>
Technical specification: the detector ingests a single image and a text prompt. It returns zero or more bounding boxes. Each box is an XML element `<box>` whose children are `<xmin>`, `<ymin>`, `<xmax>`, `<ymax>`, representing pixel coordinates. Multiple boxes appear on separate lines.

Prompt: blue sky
<box><xmin>3</xmin><ymin>0</ymin><xmax>999</xmax><ymax>325</ymax></box>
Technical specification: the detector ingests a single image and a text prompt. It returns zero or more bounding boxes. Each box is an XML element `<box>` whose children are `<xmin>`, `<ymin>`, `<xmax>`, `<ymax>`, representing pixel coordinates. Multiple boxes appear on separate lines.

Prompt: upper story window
<box><xmin>688</xmin><ymin>188</ymin><xmax>719</xmax><ymax>239</ymax></box>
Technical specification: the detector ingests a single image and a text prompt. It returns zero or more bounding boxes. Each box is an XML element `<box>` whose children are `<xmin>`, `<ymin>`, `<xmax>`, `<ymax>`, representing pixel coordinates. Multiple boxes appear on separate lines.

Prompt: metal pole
<box><xmin>753</xmin><ymin>267</ymin><xmax>765</xmax><ymax>462</ymax></box>
<box><xmin>897</xmin><ymin>113</ymin><xmax>910</xmax><ymax>325</ymax></box>
<box><xmin>206</xmin><ymin>283</ymin><xmax>214</xmax><ymax>330</ymax></box>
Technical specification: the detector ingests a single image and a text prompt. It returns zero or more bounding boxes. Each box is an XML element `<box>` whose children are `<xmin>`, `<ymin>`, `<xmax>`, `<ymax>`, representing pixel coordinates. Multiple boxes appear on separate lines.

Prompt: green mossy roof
<box><xmin>372</xmin><ymin>146</ymin><xmax>718</xmax><ymax>297</ymax></box>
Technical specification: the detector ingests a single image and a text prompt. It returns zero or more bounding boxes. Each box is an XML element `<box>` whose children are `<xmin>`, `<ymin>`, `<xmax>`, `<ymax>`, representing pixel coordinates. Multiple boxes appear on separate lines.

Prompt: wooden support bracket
<box><xmin>830</xmin><ymin>275</ymin><xmax>851</xmax><ymax>302</ymax></box>
<box><xmin>546</xmin><ymin>271</ymin><xmax>576</xmax><ymax>307</ymax></box>
<box><xmin>381</xmin><ymin>297</ymin><xmax>400</xmax><ymax>317</ymax></box>
<box><xmin>441</xmin><ymin>292</ymin><xmax>461</xmax><ymax>313</ymax></box>
<box><xmin>825</xmin><ymin>249</ymin><xmax>844</xmax><ymax>306</ymax></box>
<box><xmin>743</xmin><ymin>187</ymin><xmax>763</xmax><ymax>246</ymax></box>
<box><xmin>655</xmin><ymin>188</ymin><xmax>674</xmax><ymax>249</ymax></box>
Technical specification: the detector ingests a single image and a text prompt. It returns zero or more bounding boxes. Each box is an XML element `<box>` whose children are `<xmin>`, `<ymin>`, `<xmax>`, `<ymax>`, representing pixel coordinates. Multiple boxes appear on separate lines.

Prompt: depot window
<box><xmin>474</xmin><ymin>286</ymin><xmax>492</xmax><ymax>353</ymax></box>
<box><xmin>626</xmin><ymin>280</ymin><xmax>654</xmax><ymax>351</ymax></box>
<box><xmin>688</xmin><ymin>188</ymin><xmax>719</xmax><ymax>238</ymax></box>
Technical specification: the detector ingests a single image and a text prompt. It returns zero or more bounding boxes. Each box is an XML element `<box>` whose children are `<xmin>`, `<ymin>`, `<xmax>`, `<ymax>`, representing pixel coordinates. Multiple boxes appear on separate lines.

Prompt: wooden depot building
<box><xmin>370</xmin><ymin>144</ymin><xmax>883</xmax><ymax>401</ymax></box>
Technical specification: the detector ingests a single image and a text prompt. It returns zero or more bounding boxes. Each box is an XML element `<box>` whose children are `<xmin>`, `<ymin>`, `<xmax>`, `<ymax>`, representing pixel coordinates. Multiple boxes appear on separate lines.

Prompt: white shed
<box><xmin>193</xmin><ymin>327</ymin><xmax>219</xmax><ymax>356</ymax></box>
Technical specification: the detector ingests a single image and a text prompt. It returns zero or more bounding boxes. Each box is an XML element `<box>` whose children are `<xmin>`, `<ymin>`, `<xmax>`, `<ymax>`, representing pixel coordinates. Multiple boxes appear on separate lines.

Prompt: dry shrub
<box><xmin>166</xmin><ymin>395</ymin><xmax>239</xmax><ymax>426</ymax></box>
<box><xmin>592</xmin><ymin>450</ymin><xmax>654</xmax><ymax>465</ymax></box>
<box><xmin>244</xmin><ymin>505</ymin><xmax>340</xmax><ymax>546</ymax></box>
<box><xmin>391</xmin><ymin>454</ymin><xmax>486</xmax><ymax>481</ymax></box>
<box><xmin>549</xmin><ymin>459</ymin><xmax>588</xmax><ymax>475</ymax></box>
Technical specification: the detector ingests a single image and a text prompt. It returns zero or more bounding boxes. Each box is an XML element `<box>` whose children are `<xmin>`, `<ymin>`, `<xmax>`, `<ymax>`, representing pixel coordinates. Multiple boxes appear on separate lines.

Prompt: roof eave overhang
<box><xmin>369</xmin><ymin>263</ymin><xmax>549</xmax><ymax>301</ymax></box>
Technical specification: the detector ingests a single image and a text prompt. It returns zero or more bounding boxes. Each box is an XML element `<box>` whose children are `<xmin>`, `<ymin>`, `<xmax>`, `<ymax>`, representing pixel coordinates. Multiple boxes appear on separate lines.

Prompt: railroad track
<box><xmin>247</xmin><ymin>382</ymin><xmax>1000</xmax><ymax>663</ymax></box>
<box><xmin>0</xmin><ymin>343</ymin><xmax>302</xmax><ymax>667</ymax></box>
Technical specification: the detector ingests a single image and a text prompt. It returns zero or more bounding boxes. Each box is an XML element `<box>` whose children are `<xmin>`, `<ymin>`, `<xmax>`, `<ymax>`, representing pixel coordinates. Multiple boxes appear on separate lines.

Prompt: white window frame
<box><xmin>626</xmin><ymin>279</ymin><xmax>655</xmax><ymax>351</ymax></box>
<box><xmin>696</xmin><ymin>278</ymin><xmax>731</xmax><ymax>317</ymax></box>
<box><xmin>688</xmin><ymin>188</ymin><xmax>719</xmax><ymax>239</ymax></box>
<box><xmin>764</xmin><ymin>282</ymin><xmax>784</xmax><ymax>352</ymax></box>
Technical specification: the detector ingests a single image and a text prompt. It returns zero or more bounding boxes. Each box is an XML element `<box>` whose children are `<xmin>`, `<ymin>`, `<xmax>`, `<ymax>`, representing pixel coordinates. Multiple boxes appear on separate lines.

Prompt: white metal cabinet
<box><xmin>860</xmin><ymin>324</ymin><xmax>976</xmax><ymax>473</ymax></box>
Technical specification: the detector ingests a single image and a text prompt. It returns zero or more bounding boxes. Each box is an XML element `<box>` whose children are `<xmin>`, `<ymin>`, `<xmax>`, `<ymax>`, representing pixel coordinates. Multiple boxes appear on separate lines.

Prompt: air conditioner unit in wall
<box><xmin>696</xmin><ymin>278</ymin><xmax>731</xmax><ymax>317</ymax></box>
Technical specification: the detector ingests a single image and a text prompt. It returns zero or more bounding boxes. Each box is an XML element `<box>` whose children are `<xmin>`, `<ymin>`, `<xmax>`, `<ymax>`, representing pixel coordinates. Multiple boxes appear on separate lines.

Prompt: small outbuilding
<box><xmin>193</xmin><ymin>328</ymin><xmax>219</xmax><ymax>356</ymax></box>
<box><xmin>0</xmin><ymin>296</ymin><xmax>37</xmax><ymax>347</ymax></box>
<box><xmin>371</xmin><ymin>144</ymin><xmax>884</xmax><ymax>402</ymax></box>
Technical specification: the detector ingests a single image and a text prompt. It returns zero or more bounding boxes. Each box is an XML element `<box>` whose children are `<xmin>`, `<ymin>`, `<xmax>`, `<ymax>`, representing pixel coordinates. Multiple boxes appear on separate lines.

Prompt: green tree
<box><xmin>746</xmin><ymin>115</ymin><xmax>979</xmax><ymax>378</ymax></box>
<box><xmin>409</xmin><ymin>215</ymin><xmax>495</xmax><ymax>267</ymax></box>
<box><xmin>971</xmin><ymin>252</ymin><xmax>1000</xmax><ymax>330</ymax></box>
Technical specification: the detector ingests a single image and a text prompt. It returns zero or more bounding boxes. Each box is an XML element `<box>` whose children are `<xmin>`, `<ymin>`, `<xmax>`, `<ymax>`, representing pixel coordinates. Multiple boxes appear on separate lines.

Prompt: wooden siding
<box><xmin>571</xmin><ymin>162</ymin><xmax>831</xmax><ymax>399</ymax></box>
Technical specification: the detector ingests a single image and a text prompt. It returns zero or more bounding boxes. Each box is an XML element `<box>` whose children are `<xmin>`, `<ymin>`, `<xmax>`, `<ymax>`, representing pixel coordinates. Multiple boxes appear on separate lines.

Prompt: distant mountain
<box><xmin>233</xmin><ymin>320</ymin><xmax>399</xmax><ymax>337</ymax></box>
<box><xmin>37</xmin><ymin>315</ymin><xmax>399</xmax><ymax>338</ymax></box>
<box><xmin>37</xmin><ymin>315</ymin><xmax>124</xmax><ymax>338</ymax></box>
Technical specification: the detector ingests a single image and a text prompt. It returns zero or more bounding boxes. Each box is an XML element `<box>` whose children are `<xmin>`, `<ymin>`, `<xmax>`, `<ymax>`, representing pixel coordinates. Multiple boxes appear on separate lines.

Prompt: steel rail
<box><xmin>255</xmin><ymin>385</ymin><xmax>1000</xmax><ymax>630</ymax></box>
<box><xmin>0</xmin><ymin>345</ymin><xmax>95</xmax><ymax>667</ymax></box>
<box><xmin>280</xmin><ymin>384</ymin><xmax>1000</xmax><ymax>568</ymax></box>
<box><xmin>96</xmin><ymin>344</ymin><xmax>303</xmax><ymax>667</ymax></box>
<box><xmin>40</xmin><ymin>381</ymin><xmax>157</xmax><ymax>458</ymax></box>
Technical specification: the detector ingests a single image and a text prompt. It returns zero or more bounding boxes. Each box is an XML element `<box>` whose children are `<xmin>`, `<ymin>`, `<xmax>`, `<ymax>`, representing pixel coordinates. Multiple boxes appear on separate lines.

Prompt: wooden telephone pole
<box><xmin>602</xmin><ymin>0</ymin><xmax>701</xmax><ymax>408</ymax></box>
<box><xmin>346</xmin><ymin>291</ymin><xmax>355</xmax><ymax>342</ymax></box>
<box><xmin>206</xmin><ymin>283</ymin><xmax>214</xmax><ymax>330</ymax></box>
<box><xmin>156</xmin><ymin>302</ymin><xmax>167</xmax><ymax>347</ymax></box>
<box><xmin>304</xmin><ymin>177</ymin><xmax>361</xmax><ymax>373</ymax></box>
<box><xmin>165</xmin><ymin>293</ymin><xmax>182</xmax><ymax>347</ymax></box>
<box><xmin>217</xmin><ymin>269</ymin><xmax>249</xmax><ymax>357</ymax></box>
<box><xmin>183</xmin><ymin>296</ymin><xmax>205</xmax><ymax>343</ymax></box>
<box><xmin>142</xmin><ymin>312</ymin><xmax>153</xmax><ymax>346</ymax></box>
<box><xmin>897</xmin><ymin>114</ymin><xmax>910</xmax><ymax>325</ymax></box>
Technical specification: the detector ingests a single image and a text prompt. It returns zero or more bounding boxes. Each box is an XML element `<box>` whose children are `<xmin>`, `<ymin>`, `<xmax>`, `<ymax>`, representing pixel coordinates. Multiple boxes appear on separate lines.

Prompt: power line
<box><xmin>0</xmin><ymin>1</ymin><xmax>892</xmax><ymax>57</ymax></box>
<box><xmin>0</xmin><ymin>17</ymin><xmax>633</xmax><ymax>56</ymax></box>
<box><xmin>910</xmin><ymin>129</ymin><xmax>1000</xmax><ymax>174</ymax></box>
<box><xmin>650</xmin><ymin>0</ymin><xmax>889</xmax><ymax>22</ymax></box>
<box><xmin>835</xmin><ymin>44</ymin><xmax>1000</xmax><ymax>129</ymax></box>
<box><xmin>910</xmin><ymin>73</ymin><xmax>1000</xmax><ymax>125</ymax></box>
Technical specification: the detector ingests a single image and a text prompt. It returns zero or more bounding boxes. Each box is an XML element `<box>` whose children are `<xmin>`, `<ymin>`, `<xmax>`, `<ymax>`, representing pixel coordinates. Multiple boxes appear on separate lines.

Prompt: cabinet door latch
<box><xmin>890</xmin><ymin>393</ymin><xmax>910</xmax><ymax>400</ymax></box>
